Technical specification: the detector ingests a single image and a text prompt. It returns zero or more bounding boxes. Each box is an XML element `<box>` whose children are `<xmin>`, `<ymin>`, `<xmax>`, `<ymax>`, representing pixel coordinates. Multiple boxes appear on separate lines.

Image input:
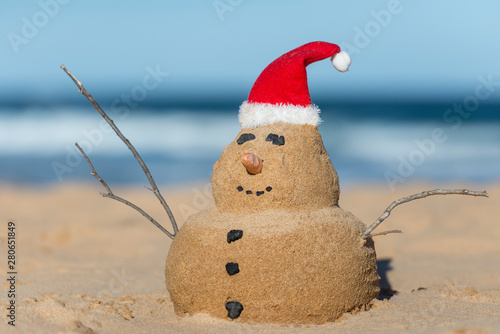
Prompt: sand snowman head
<box><xmin>212</xmin><ymin>42</ymin><xmax>351</xmax><ymax>212</ymax></box>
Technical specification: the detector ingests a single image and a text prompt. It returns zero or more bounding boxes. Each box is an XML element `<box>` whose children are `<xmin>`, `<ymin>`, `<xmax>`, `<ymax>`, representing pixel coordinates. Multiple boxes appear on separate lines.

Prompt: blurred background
<box><xmin>1</xmin><ymin>0</ymin><xmax>499</xmax><ymax>190</ymax></box>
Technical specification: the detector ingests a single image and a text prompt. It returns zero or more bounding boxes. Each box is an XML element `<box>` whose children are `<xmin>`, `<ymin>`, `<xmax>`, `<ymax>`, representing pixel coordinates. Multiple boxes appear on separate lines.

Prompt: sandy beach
<box><xmin>0</xmin><ymin>181</ymin><xmax>498</xmax><ymax>333</ymax></box>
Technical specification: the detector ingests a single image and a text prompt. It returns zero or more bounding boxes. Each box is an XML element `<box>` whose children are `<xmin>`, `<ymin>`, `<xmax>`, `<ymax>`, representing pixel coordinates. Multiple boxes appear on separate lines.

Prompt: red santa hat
<box><xmin>238</xmin><ymin>41</ymin><xmax>350</xmax><ymax>129</ymax></box>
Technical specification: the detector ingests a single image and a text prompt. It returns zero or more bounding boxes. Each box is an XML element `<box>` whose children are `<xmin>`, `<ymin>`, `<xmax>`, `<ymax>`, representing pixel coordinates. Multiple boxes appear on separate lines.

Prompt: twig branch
<box><xmin>362</xmin><ymin>189</ymin><xmax>488</xmax><ymax>239</ymax></box>
<box><xmin>75</xmin><ymin>143</ymin><xmax>112</xmax><ymax>194</ymax></box>
<box><xmin>368</xmin><ymin>230</ymin><xmax>402</xmax><ymax>238</ymax></box>
<box><xmin>76</xmin><ymin>143</ymin><xmax>175</xmax><ymax>239</ymax></box>
<box><xmin>62</xmin><ymin>64</ymin><xmax>178</xmax><ymax>238</ymax></box>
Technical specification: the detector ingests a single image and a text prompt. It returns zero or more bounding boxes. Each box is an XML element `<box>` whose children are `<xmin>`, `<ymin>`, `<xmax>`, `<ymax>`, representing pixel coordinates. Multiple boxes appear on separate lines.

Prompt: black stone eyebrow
<box><xmin>265</xmin><ymin>133</ymin><xmax>285</xmax><ymax>146</ymax></box>
<box><xmin>237</xmin><ymin>133</ymin><xmax>255</xmax><ymax>145</ymax></box>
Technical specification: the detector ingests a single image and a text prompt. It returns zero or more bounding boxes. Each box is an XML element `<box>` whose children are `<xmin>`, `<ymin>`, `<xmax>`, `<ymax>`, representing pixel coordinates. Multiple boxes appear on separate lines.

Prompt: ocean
<box><xmin>1</xmin><ymin>101</ymin><xmax>499</xmax><ymax>190</ymax></box>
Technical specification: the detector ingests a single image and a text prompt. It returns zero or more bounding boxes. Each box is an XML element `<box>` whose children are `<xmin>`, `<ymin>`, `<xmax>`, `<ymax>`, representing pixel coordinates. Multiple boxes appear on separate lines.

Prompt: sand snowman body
<box><xmin>166</xmin><ymin>123</ymin><xmax>380</xmax><ymax>324</ymax></box>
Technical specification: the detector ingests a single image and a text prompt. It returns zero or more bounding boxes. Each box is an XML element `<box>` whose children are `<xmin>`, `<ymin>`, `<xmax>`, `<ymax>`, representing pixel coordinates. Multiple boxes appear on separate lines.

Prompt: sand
<box><xmin>0</xmin><ymin>181</ymin><xmax>499</xmax><ymax>333</ymax></box>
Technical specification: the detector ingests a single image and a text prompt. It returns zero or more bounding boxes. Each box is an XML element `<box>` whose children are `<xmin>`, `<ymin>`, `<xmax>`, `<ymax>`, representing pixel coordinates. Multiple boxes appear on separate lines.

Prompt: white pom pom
<box><xmin>331</xmin><ymin>51</ymin><xmax>351</xmax><ymax>72</ymax></box>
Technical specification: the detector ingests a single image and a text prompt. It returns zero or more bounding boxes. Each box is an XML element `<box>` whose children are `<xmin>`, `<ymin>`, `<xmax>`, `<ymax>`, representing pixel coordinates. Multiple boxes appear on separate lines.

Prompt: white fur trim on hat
<box><xmin>331</xmin><ymin>51</ymin><xmax>351</xmax><ymax>72</ymax></box>
<box><xmin>238</xmin><ymin>101</ymin><xmax>321</xmax><ymax>128</ymax></box>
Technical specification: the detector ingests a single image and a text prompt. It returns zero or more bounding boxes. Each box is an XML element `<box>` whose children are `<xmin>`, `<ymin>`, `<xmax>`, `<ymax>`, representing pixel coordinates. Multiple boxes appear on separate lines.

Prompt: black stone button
<box><xmin>226</xmin><ymin>262</ymin><xmax>239</xmax><ymax>275</ymax></box>
<box><xmin>246</xmin><ymin>190</ymin><xmax>253</xmax><ymax>194</ymax></box>
<box><xmin>266</xmin><ymin>186</ymin><xmax>272</xmax><ymax>192</ymax></box>
<box><xmin>227</xmin><ymin>230</ymin><xmax>243</xmax><ymax>243</ymax></box>
<box><xmin>256</xmin><ymin>191</ymin><xmax>264</xmax><ymax>196</ymax></box>
<box><xmin>226</xmin><ymin>301</ymin><xmax>244</xmax><ymax>319</ymax></box>
<box><xmin>237</xmin><ymin>186</ymin><xmax>243</xmax><ymax>192</ymax></box>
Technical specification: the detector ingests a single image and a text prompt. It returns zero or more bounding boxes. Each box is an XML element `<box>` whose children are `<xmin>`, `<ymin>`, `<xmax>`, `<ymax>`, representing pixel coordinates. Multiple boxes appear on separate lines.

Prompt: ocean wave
<box><xmin>0</xmin><ymin>107</ymin><xmax>239</xmax><ymax>158</ymax></box>
<box><xmin>1</xmin><ymin>106</ymin><xmax>498</xmax><ymax>184</ymax></box>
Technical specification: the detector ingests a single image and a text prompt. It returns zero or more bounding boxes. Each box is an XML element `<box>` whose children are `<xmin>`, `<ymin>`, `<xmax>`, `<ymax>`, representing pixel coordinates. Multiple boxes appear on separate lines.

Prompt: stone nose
<box><xmin>241</xmin><ymin>153</ymin><xmax>263</xmax><ymax>175</ymax></box>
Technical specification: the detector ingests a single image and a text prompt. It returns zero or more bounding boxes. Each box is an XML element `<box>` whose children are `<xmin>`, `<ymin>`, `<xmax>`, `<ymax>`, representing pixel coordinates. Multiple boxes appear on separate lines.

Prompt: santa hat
<box><xmin>238</xmin><ymin>41</ymin><xmax>350</xmax><ymax>129</ymax></box>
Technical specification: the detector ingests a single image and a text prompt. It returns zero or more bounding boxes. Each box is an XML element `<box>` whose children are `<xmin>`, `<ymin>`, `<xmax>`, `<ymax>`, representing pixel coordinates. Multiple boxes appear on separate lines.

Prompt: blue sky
<box><xmin>2</xmin><ymin>0</ymin><xmax>500</xmax><ymax>103</ymax></box>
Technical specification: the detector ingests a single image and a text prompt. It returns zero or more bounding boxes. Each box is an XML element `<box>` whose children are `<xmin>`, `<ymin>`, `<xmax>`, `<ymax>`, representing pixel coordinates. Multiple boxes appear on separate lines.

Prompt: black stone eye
<box><xmin>265</xmin><ymin>133</ymin><xmax>285</xmax><ymax>146</ymax></box>
<box><xmin>237</xmin><ymin>133</ymin><xmax>255</xmax><ymax>145</ymax></box>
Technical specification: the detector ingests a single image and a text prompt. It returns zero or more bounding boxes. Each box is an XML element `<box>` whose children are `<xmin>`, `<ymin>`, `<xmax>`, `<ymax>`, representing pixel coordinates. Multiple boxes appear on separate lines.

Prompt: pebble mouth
<box><xmin>237</xmin><ymin>186</ymin><xmax>272</xmax><ymax>196</ymax></box>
